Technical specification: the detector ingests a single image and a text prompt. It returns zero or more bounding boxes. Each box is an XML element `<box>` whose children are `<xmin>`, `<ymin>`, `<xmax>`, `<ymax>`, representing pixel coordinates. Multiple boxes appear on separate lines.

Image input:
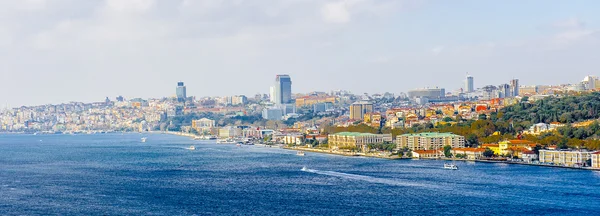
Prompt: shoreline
<box><xmin>156</xmin><ymin>132</ymin><xmax>600</xmax><ymax>172</ymax></box>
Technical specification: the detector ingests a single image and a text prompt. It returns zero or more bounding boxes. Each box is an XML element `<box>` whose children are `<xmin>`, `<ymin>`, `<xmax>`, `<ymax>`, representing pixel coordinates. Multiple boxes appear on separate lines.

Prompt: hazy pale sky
<box><xmin>1</xmin><ymin>0</ymin><xmax>599</xmax><ymax>106</ymax></box>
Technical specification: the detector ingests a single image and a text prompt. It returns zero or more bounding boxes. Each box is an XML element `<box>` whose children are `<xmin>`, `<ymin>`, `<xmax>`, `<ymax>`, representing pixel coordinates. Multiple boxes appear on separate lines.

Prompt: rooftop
<box><xmin>398</xmin><ymin>132</ymin><xmax>462</xmax><ymax>138</ymax></box>
<box><xmin>332</xmin><ymin>132</ymin><xmax>380</xmax><ymax>137</ymax></box>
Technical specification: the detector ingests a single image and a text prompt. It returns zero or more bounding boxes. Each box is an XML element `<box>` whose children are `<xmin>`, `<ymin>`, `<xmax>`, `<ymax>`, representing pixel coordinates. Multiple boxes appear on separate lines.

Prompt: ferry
<box><xmin>141</xmin><ymin>137</ymin><xmax>147</xmax><ymax>143</ymax></box>
<box><xmin>444</xmin><ymin>163</ymin><xmax>458</xmax><ymax>170</ymax></box>
<box><xmin>296</xmin><ymin>151</ymin><xmax>305</xmax><ymax>156</ymax></box>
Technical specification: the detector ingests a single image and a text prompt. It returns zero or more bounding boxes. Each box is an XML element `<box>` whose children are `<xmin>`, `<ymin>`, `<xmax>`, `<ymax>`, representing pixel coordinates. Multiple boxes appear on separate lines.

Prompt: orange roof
<box><xmin>507</xmin><ymin>146</ymin><xmax>530</xmax><ymax>152</ymax></box>
<box><xmin>413</xmin><ymin>150</ymin><xmax>440</xmax><ymax>154</ymax></box>
<box><xmin>481</xmin><ymin>144</ymin><xmax>499</xmax><ymax>148</ymax></box>
<box><xmin>522</xmin><ymin>150</ymin><xmax>535</xmax><ymax>154</ymax></box>
<box><xmin>453</xmin><ymin>147</ymin><xmax>486</xmax><ymax>152</ymax></box>
<box><xmin>507</xmin><ymin>140</ymin><xmax>534</xmax><ymax>144</ymax></box>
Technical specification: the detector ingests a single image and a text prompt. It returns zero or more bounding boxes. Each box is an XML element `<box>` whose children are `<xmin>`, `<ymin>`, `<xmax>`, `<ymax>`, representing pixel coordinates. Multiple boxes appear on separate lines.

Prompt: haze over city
<box><xmin>1</xmin><ymin>0</ymin><xmax>600</xmax><ymax>106</ymax></box>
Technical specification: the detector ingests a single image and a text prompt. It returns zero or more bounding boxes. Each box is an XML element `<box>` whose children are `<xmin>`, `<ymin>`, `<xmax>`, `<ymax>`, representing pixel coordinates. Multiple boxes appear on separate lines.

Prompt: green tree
<box><xmin>483</xmin><ymin>148</ymin><xmax>495</xmax><ymax>158</ymax></box>
<box><xmin>443</xmin><ymin>145</ymin><xmax>452</xmax><ymax>158</ymax></box>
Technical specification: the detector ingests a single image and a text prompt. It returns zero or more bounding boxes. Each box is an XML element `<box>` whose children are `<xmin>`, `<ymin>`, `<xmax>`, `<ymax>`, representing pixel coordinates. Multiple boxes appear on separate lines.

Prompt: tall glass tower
<box><xmin>176</xmin><ymin>82</ymin><xmax>187</xmax><ymax>102</ymax></box>
<box><xmin>273</xmin><ymin>75</ymin><xmax>292</xmax><ymax>104</ymax></box>
<box><xmin>465</xmin><ymin>75</ymin><xmax>474</xmax><ymax>93</ymax></box>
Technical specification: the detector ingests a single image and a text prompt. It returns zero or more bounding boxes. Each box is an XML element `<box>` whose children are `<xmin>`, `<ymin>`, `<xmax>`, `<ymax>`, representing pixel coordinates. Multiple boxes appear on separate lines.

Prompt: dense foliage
<box><xmin>501</xmin><ymin>92</ymin><xmax>600</xmax><ymax>124</ymax></box>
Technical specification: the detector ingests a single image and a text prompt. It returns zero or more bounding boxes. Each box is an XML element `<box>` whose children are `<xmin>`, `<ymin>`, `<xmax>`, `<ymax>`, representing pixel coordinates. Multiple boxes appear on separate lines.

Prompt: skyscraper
<box><xmin>271</xmin><ymin>75</ymin><xmax>292</xmax><ymax>104</ymax></box>
<box><xmin>465</xmin><ymin>75</ymin><xmax>474</xmax><ymax>93</ymax></box>
<box><xmin>176</xmin><ymin>82</ymin><xmax>187</xmax><ymax>102</ymax></box>
<box><xmin>510</xmin><ymin>79</ymin><xmax>519</xmax><ymax>97</ymax></box>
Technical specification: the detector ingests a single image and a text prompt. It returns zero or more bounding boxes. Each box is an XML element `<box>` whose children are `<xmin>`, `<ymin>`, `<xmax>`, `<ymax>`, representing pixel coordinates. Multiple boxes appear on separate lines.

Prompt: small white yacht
<box><xmin>301</xmin><ymin>166</ymin><xmax>308</xmax><ymax>171</ymax></box>
<box><xmin>444</xmin><ymin>163</ymin><xmax>458</xmax><ymax>170</ymax></box>
<box><xmin>187</xmin><ymin>145</ymin><xmax>195</xmax><ymax>150</ymax></box>
<box><xmin>141</xmin><ymin>137</ymin><xmax>147</xmax><ymax>143</ymax></box>
<box><xmin>296</xmin><ymin>151</ymin><xmax>305</xmax><ymax>156</ymax></box>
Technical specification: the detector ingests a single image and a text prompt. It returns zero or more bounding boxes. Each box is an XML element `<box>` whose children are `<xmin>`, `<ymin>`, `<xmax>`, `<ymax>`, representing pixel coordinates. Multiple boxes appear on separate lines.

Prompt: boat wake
<box><xmin>301</xmin><ymin>167</ymin><xmax>433</xmax><ymax>188</ymax></box>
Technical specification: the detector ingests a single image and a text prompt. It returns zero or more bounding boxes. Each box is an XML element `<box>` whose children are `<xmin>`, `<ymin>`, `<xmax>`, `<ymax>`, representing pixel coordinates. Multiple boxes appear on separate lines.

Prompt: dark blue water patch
<box><xmin>1</xmin><ymin>134</ymin><xmax>600</xmax><ymax>215</ymax></box>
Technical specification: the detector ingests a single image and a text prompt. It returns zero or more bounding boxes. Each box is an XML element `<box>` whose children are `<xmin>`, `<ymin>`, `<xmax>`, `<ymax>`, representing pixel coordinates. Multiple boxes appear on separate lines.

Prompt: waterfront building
<box><xmin>465</xmin><ymin>75</ymin><xmax>474</xmax><ymax>93</ymax></box>
<box><xmin>349</xmin><ymin>101</ymin><xmax>373</xmax><ymax>120</ymax></box>
<box><xmin>481</xmin><ymin>144</ymin><xmax>500</xmax><ymax>155</ymax></box>
<box><xmin>271</xmin><ymin>75</ymin><xmax>292</xmax><ymax>105</ymax></box>
<box><xmin>176</xmin><ymin>82</ymin><xmax>187</xmax><ymax>102</ymax></box>
<box><xmin>592</xmin><ymin>152</ymin><xmax>600</xmax><ymax>168</ymax></box>
<box><xmin>218</xmin><ymin>126</ymin><xmax>242</xmax><ymax>138</ymax></box>
<box><xmin>328</xmin><ymin>132</ymin><xmax>392</xmax><ymax>152</ymax></box>
<box><xmin>192</xmin><ymin>118</ymin><xmax>215</xmax><ymax>133</ymax></box>
<box><xmin>539</xmin><ymin>150</ymin><xmax>593</xmax><ymax>167</ymax></box>
<box><xmin>450</xmin><ymin>148</ymin><xmax>485</xmax><ymax>160</ymax></box>
<box><xmin>284</xmin><ymin>134</ymin><xmax>303</xmax><ymax>145</ymax></box>
<box><xmin>396</xmin><ymin>132</ymin><xmax>465</xmax><ymax>151</ymax></box>
<box><xmin>412</xmin><ymin>150</ymin><xmax>442</xmax><ymax>159</ymax></box>
<box><xmin>498</xmin><ymin>140</ymin><xmax>537</xmax><ymax>156</ymax></box>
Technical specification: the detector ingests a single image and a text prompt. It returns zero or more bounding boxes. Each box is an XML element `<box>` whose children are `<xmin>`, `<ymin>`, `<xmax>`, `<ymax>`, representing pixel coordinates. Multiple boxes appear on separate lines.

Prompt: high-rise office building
<box><xmin>176</xmin><ymin>82</ymin><xmax>187</xmax><ymax>102</ymax></box>
<box><xmin>349</xmin><ymin>101</ymin><xmax>373</xmax><ymax>120</ymax></box>
<box><xmin>465</xmin><ymin>75</ymin><xmax>474</xmax><ymax>93</ymax></box>
<box><xmin>271</xmin><ymin>75</ymin><xmax>292</xmax><ymax>104</ymax></box>
<box><xmin>510</xmin><ymin>79</ymin><xmax>519</xmax><ymax>97</ymax></box>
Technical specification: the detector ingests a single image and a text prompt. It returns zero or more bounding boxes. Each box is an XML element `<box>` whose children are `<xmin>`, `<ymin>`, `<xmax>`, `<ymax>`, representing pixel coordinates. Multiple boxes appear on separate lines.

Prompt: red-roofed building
<box><xmin>451</xmin><ymin>148</ymin><xmax>486</xmax><ymax>160</ymax></box>
<box><xmin>412</xmin><ymin>150</ymin><xmax>442</xmax><ymax>159</ymax></box>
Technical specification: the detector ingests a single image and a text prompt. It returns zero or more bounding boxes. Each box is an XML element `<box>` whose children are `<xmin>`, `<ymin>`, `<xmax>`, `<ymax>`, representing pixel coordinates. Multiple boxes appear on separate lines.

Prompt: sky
<box><xmin>1</xmin><ymin>0</ymin><xmax>600</xmax><ymax>107</ymax></box>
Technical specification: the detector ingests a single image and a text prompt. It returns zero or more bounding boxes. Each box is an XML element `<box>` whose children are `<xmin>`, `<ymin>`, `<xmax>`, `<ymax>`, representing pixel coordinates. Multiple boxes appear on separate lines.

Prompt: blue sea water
<box><xmin>1</xmin><ymin>134</ymin><xmax>600</xmax><ymax>215</ymax></box>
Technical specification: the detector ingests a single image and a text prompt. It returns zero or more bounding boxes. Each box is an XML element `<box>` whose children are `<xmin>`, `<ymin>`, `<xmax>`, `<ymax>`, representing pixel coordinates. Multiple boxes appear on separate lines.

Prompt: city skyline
<box><xmin>1</xmin><ymin>0</ymin><xmax>600</xmax><ymax>106</ymax></box>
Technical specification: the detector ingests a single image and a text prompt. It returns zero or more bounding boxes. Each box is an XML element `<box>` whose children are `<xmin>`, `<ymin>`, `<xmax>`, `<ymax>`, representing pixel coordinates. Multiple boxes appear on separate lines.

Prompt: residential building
<box><xmin>231</xmin><ymin>95</ymin><xmax>247</xmax><ymax>105</ymax></box>
<box><xmin>262</xmin><ymin>107</ymin><xmax>283</xmax><ymax>120</ymax></box>
<box><xmin>313</xmin><ymin>102</ymin><xmax>333</xmax><ymax>113</ymax></box>
<box><xmin>296</xmin><ymin>96</ymin><xmax>338</xmax><ymax>107</ymax></box>
<box><xmin>407</xmin><ymin>88</ymin><xmax>445</xmax><ymax>99</ymax></box>
<box><xmin>349</xmin><ymin>101</ymin><xmax>373</xmax><ymax>120</ymax></box>
<box><xmin>539</xmin><ymin>150</ymin><xmax>593</xmax><ymax>167</ymax></box>
<box><xmin>176</xmin><ymin>82</ymin><xmax>187</xmax><ymax>102</ymax></box>
<box><xmin>328</xmin><ymin>132</ymin><xmax>392</xmax><ymax>152</ymax></box>
<box><xmin>396</xmin><ymin>132</ymin><xmax>465</xmax><ymax>151</ymax></box>
<box><xmin>363</xmin><ymin>112</ymin><xmax>382</xmax><ymax>128</ymax></box>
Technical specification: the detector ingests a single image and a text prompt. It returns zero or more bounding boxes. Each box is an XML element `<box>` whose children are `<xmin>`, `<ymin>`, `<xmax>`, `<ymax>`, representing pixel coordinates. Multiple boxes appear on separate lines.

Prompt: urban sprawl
<box><xmin>3</xmin><ymin>75</ymin><xmax>600</xmax><ymax>169</ymax></box>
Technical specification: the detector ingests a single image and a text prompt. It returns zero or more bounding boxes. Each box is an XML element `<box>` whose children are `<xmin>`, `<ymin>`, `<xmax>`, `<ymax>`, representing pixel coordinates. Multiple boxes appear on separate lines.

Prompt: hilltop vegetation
<box><xmin>501</xmin><ymin>92</ymin><xmax>600</xmax><ymax>124</ymax></box>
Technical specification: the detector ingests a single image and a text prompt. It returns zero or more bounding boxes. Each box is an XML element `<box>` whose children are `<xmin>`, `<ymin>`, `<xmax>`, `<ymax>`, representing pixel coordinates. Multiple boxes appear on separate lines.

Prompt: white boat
<box><xmin>186</xmin><ymin>145</ymin><xmax>195</xmax><ymax>150</ymax></box>
<box><xmin>236</xmin><ymin>143</ymin><xmax>242</xmax><ymax>147</ymax></box>
<box><xmin>301</xmin><ymin>166</ymin><xmax>308</xmax><ymax>171</ymax></box>
<box><xmin>296</xmin><ymin>151</ymin><xmax>305</xmax><ymax>156</ymax></box>
<box><xmin>444</xmin><ymin>163</ymin><xmax>458</xmax><ymax>170</ymax></box>
<box><xmin>141</xmin><ymin>137</ymin><xmax>147</xmax><ymax>143</ymax></box>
